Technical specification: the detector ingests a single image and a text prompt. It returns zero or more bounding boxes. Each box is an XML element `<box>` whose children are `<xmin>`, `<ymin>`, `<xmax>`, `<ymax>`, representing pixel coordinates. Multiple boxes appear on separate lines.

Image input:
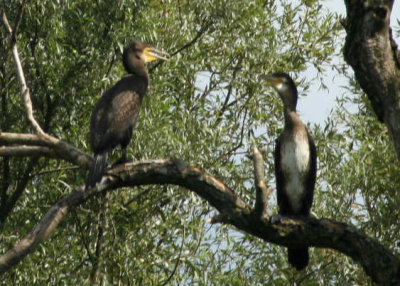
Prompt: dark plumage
<box><xmin>264</xmin><ymin>72</ymin><xmax>317</xmax><ymax>270</ymax></box>
<box><xmin>86</xmin><ymin>41</ymin><xmax>169</xmax><ymax>189</ymax></box>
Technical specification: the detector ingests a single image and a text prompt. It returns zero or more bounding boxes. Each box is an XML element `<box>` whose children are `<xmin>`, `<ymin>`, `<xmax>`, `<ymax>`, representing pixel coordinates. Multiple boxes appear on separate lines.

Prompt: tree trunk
<box><xmin>343</xmin><ymin>0</ymin><xmax>400</xmax><ymax>160</ymax></box>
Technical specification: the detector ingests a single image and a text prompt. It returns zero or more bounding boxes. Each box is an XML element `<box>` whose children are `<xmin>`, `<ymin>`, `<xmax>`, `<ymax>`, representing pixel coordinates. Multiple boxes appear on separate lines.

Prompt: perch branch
<box><xmin>0</xmin><ymin>159</ymin><xmax>398</xmax><ymax>285</ymax></box>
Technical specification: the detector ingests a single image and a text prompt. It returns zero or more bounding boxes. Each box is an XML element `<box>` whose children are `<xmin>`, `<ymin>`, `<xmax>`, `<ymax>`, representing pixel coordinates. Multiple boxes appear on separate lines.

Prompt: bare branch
<box><xmin>1</xmin><ymin>10</ymin><xmax>45</xmax><ymax>135</ymax></box>
<box><xmin>149</xmin><ymin>20</ymin><xmax>213</xmax><ymax>73</ymax></box>
<box><xmin>250</xmin><ymin>146</ymin><xmax>269</xmax><ymax>218</ymax></box>
<box><xmin>213</xmin><ymin>55</ymin><xmax>244</xmax><ymax>126</ymax></box>
<box><xmin>0</xmin><ymin>132</ymin><xmax>49</xmax><ymax>146</ymax></box>
<box><xmin>0</xmin><ymin>159</ymin><xmax>398</xmax><ymax>284</ymax></box>
<box><xmin>170</xmin><ymin>21</ymin><xmax>212</xmax><ymax>57</ymax></box>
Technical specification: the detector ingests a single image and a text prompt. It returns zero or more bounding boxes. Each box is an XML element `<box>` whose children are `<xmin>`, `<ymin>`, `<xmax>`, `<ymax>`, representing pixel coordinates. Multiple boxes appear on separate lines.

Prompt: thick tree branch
<box><xmin>0</xmin><ymin>132</ymin><xmax>92</xmax><ymax>168</ymax></box>
<box><xmin>0</xmin><ymin>132</ymin><xmax>50</xmax><ymax>146</ymax></box>
<box><xmin>343</xmin><ymin>0</ymin><xmax>400</xmax><ymax>160</ymax></box>
<box><xmin>0</xmin><ymin>146</ymin><xmax>55</xmax><ymax>157</ymax></box>
<box><xmin>0</xmin><ymin>159</ymin><xmax>398</xmax><ymax>284</ymax></box>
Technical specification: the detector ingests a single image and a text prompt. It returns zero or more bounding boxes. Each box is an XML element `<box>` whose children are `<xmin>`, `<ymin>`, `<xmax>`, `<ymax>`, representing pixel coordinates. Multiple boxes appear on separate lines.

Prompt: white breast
<box><xmin>280</xmin><ymin>132</ymin><xmax>310</xmax><ymax>213</ymax></box>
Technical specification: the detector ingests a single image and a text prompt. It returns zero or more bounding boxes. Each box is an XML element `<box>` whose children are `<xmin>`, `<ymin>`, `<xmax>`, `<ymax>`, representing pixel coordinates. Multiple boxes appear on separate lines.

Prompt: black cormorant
<box><xmin>264</xmin><ymin>72</ymin><xmax>317</xmax><ymax>270</ymax></box>
<box><xmin>86</xmin><ymin>41</ymin><xmax>169</xmax><ymax>189</ymax></box>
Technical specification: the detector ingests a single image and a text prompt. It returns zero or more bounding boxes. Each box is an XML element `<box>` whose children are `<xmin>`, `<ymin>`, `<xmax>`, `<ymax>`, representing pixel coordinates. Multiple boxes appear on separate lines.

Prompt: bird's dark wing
<box><xmin>107</xmin><ymin>89</ymin><xmax>141</xmax><ymax>135</ymax></box>
<box><xmin>90</xmin><ymin>87</ymin><xmax>142</xmax><ymax>153</ymax></box>
<box><xmin>275</xmin><ymin>134</ymin><xmax>291</xmax><ymax>215</ymax></box>
<box><xmin>302</xmin><ymin>131</ymin><xmax>317</xmax><ymax>214</ymax></box>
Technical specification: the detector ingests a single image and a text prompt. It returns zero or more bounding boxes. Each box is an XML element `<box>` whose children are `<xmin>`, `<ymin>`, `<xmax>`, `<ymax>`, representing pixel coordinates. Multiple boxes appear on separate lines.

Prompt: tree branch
<box><xmin>0</xmin><ymin>159</ymin><xmax>398</xmax><ymax>284</ymax></box>
<box><xmin>1</xmin><ymin>10</ymin><xmax>45</xmax><ymax>136</ymax></box>
<box><xmin>0</xmin><ymin>158</ymin><xmax>38</xmax><ymax>228</ymax></box>
<box><xmin>149</xmin><ymin>20</ymin><xmax>213</xmax><ymax>73</ymax></box>
<box><xmin>250</xmin><ymin>146</ymin><xmax>269</xmax><ymax>218</ymax></box>
<box><xmin>0</xmin><ymin>146</ymin><xmax>55</xmax><ymax>157</ymax></box>
<box><xmin>0</xmin><ymin>132</ymin><xmax>92</xmax><ymax>168</ymax></box>
<box><xmin>0</xmin><ymin>132</ymin><xmax>50</xmax><ymax>146</ymax></box>
<box><xmin>90</xmin><ymin>193</ymin><xmax>108</xmax><ymax>285</ymax></box>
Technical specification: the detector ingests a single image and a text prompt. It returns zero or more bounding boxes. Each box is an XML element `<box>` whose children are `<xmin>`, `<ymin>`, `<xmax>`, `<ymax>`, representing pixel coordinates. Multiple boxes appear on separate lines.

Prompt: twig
<box><xmin>250</xmin><ymin>146</ymin><xmax>269</xmax><ymax>218</ymax></box>
<box><xmin>0</xmin><ymin>158</ymin><xmax>38</xmax><ymax>228</ymax></box>
<box><xmin>213</xmin><ymin>55</ymin><xmax>244</xmax><ymax>126</ymax></box>
<box><xmin>219</xmin><ymin>107</ymin><xmax>248</xmax><ymax>158</ymax></box>
<box><xmin>11</xmin><ymin>0</ymin><xmax>27</xmax><ymax>44</ymax></box>
<box><xmin>72</xmin><ymin>210</ymin><xmax>94</xmax><ymax>261</ymax></box>
<box><xmin>90</xmin><ymin>193</ymin><xmax>109</xmax><ymax>285</ymax></box>
<box><xmin>31</xmin><ymin>166</ymin><xmax>80</xmax><ymax>176</ymax></box>
<box><xmin>0</xmin><ymin>157</ymin><xmax>10</xmax><ymax>222</ymax></box>
<box><xmin>149</xmin><ymin>21</ymin><xmax>213</xmax><ymax>73</ymax></box>
<box><xmin>162</xmin><ymin>228</ymin><xmax>185</xmax><ymax>286</ymax></box>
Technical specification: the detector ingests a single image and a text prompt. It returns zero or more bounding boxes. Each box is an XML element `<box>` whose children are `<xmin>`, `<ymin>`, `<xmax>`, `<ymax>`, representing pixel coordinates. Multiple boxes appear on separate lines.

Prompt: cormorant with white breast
<box><xmin>86</xmin><ymin>41</ymin><xmax>169</xmax><ymax>189</ymax></box>
<box><xmin>263</xmin><ymin>72</ymin><xmax>317</xmax><ymax>270</ymax></box>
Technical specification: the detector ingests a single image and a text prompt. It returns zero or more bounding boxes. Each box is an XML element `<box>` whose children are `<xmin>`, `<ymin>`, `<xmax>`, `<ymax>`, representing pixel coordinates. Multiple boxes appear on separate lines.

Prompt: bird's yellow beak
<box><xmin>143</xmin><ymin>47</ymin><xmax>170</xmax><ymax>62</ymax></box>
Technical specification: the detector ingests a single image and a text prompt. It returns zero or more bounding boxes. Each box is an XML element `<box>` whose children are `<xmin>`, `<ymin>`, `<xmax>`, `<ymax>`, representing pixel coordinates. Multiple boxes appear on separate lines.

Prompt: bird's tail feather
<box><xmin>288</xmin><ymin>247</ymin><xmax>309</xmax><ymax>270</ymax></box>
<box><xmin>85</xmin><ymin>152</ymin><xmax>108</xmax><ymax>189</ymax></box>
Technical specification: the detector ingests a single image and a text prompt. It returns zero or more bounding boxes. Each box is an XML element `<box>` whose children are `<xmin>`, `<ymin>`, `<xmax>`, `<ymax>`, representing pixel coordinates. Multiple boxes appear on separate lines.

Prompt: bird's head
<box><xmin>261</xmin><ymin>72</ymin><xmax>298</xmax><ymax>111</ymax></box>
<box><xmin>123</xmin><ymin>41</ymin><xmax>169</xmax><ymax>75</ymax></box>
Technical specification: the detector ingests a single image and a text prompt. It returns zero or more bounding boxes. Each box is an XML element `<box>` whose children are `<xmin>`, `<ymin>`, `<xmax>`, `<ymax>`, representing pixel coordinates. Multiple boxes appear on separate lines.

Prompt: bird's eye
<box><xmin>135</xmin><ymin>55</ymin><xmax>140</xmax><ymax>60</ymax></box>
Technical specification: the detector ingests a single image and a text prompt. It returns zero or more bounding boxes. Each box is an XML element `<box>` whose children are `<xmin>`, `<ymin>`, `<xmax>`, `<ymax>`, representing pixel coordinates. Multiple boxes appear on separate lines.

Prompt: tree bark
<box><xmin>343</xmin><ymin>0</ymin><xmax>400</xmax><ymax>160</ymax></box>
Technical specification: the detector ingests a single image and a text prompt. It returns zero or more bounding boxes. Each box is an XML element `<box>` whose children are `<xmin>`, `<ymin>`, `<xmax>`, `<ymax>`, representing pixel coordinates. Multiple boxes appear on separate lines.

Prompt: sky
<box><xmin>299</xmin><ymin>1</ymin><xmax>400</xmax><ymax>125</ymax></box>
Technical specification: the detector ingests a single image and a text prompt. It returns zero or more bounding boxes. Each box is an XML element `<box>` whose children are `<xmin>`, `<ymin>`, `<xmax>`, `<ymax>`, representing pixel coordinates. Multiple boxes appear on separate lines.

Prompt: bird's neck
<box><xmin>283</xmin><ymin>109</ymin><xmax>302</xmax><ymax>130</ymax></box>
<box><xmin>124</xmin><ymin>59</ymin><xmax>149</xmax><ymax>83</ymax></box>
<box><xmin>130</xmin><ymin>69</ymin><xmax>149</xmax><ymax>91</ymax></box>
<box><xmin>131</xmin><ymin>68</ymin><xmax>149</xmax><ymax>82</ymax></box>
